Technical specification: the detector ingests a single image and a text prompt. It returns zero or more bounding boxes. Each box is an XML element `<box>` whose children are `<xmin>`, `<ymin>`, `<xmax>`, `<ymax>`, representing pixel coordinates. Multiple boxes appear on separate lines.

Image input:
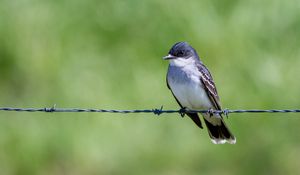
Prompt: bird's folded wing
<box><xmin>197</xmin><ymin>63</ymin><xmax>222</xmax><ymax>111</ymax></box>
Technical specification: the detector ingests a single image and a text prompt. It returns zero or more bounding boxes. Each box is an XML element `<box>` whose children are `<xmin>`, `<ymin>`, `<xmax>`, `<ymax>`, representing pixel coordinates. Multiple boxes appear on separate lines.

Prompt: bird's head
<box><xmin>163</xmin><ymin>42</ymin><xmax>200</xmax><ymax>66</ymax></box>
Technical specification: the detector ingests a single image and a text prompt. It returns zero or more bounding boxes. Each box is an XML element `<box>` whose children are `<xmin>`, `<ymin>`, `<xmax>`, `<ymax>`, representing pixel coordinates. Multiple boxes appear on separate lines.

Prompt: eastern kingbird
<box><xmin>163</xmin><ymin>42</ymin><xmax>236</xmax><ymax>144</ymax></box>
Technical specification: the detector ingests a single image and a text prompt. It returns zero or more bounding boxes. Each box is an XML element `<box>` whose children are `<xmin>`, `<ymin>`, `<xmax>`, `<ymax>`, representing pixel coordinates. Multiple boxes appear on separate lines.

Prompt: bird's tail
<box><xmin>203</xmin><ymin>117</ymin><xmax>236</xmax><ymax>144</ymax></box>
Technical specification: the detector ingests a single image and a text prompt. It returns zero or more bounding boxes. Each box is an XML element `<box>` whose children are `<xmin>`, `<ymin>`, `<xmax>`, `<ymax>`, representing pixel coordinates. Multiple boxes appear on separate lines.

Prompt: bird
<box><xmin>163</xmin><ymin>41</ymin><xmax>236</xmax><ymax>144</ymax></box>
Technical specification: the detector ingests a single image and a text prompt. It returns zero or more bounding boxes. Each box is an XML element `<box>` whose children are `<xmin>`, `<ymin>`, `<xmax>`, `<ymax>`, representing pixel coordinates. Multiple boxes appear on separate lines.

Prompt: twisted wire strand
<box><xmin>0</xmin><ymin>106</ymin><xmax>300</xmax><ymax>116</ymax></box>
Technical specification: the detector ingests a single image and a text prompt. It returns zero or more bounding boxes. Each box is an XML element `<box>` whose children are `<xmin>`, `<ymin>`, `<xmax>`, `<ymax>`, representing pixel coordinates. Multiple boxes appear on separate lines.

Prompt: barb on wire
<box><xmin>0</xmin><ymin>105</ymin><xmax>300</xmax><ymax>116</ymax></box>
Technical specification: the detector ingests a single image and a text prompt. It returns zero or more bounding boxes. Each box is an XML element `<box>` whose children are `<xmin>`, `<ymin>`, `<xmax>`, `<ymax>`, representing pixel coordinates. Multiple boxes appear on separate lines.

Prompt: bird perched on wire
<box><xmin>163</xmin><ymin>42</ymin><xmax>236</xmax><ymax>144</ymax></box>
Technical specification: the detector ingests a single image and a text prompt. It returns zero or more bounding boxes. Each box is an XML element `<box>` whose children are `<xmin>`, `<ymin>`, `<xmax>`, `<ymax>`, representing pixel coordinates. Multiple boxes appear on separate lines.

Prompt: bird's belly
<box><xmin>170</xmin><ymin>79</ymin><xmax>212</xmax><ymax>110</ymax></box>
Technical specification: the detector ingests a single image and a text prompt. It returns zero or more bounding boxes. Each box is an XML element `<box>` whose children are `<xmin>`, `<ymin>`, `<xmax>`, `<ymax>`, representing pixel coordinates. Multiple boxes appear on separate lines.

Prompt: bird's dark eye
<box><xmin>177</xmin><ymin>51</ymin><xmax>184</xmax><ymax>56</ymax></box>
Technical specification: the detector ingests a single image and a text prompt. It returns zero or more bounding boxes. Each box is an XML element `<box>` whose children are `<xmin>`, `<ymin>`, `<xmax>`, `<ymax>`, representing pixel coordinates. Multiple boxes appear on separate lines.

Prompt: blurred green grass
<box><xmin>1</xmin><ymin>0</ymin><xmax>300</xmax><ymax>174</ymax></box>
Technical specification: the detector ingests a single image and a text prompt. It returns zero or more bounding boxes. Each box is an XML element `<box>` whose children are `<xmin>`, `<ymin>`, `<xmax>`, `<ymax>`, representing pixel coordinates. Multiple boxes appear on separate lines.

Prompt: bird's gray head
<box><xmin>163</xmin><ymin>42</ymin><xmax>199</xmax><ymax>61</ymax></box>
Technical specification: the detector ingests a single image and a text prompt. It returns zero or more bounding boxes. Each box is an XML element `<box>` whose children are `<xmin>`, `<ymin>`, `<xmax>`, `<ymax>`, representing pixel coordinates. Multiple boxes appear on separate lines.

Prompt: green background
<box><xmin>1</xmin><ymin>0</ymin><xmax>300</xmax><ymax>174</ymax></box>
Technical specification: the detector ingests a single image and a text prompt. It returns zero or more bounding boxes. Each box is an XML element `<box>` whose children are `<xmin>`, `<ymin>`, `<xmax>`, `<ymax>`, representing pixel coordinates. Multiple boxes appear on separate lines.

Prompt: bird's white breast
<box><xmin>167</xmin><ymin>59</ymin><xmax>213</xmax><ymax>110</ymax></box>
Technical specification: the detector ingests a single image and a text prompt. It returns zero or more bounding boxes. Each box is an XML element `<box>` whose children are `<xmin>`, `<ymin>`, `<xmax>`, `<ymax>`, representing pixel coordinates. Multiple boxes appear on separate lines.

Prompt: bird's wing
<box><xmin>197</xmin><ymin>63</ymin><xmax>222</xmax><ymax>110</ymax></box>
<box><xmin>166</xmin><ymin>76</ymin><xmax>203</xmax><ymax>128</ymax></box>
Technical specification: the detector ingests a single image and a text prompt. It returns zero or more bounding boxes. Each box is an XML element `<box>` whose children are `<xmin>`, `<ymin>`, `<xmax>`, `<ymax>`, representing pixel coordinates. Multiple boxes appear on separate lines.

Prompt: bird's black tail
<box><xmin>204</xmin><ymin>118</ymin><xmax>236</xmax><ymax>144</ymax></box>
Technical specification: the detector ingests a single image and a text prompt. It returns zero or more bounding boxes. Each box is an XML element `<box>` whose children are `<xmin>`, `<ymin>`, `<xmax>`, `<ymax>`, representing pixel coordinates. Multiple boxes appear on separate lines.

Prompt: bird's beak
<box><xmin>163</xmin><ymin>54</ymin><xmax>176</xmax><ymax>60</ymax></box>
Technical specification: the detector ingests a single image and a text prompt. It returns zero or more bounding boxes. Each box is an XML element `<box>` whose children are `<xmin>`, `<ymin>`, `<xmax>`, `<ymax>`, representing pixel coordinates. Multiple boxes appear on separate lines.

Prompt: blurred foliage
<box><xmin>1</xmin><ymin>0</ymin><xmax>300</xmax><ymax>174</ymax></box>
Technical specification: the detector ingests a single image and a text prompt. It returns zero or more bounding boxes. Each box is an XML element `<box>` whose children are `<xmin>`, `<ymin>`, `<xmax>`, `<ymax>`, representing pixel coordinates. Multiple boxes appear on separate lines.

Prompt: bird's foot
<box><xmin>206</xmin><ymin>108</ymin><xmax>214</xmax><ymax>117</ymax></box>
<box><xmin>179</xmin><ymin>107</ymin><xmax>187</xmax><ymax>117</ymax></box>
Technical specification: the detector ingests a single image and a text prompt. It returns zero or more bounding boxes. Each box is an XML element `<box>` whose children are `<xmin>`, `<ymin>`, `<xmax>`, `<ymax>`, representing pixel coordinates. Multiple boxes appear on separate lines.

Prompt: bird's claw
<box><xmin>206</xmin><ymin>108</ymin><xmax>214</xmax><ymax>117</ymax></box>
<box><xmin>179</xmin><ymin>107</ymin><xmax>187</xmax><ymax>118</ymax></box>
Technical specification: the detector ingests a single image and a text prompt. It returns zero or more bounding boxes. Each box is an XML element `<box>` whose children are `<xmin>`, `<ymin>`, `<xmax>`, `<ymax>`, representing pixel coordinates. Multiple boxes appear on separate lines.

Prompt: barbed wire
<box><xmin>0</xmin><ymin>105</ymin><xmax>300</xmax><ymax>116</ymax></box>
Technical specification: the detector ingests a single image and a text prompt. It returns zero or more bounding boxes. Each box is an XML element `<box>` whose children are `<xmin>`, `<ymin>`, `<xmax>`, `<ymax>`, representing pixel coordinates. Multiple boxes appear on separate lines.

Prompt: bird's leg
<box><xmin>206</xmin><ymin>108</ymin><xmax>214</xmax><ymax>117</ymax></box>
<box><xmin>179</xmin><ymin>107</ymin><xmax>187</xmax><ymax>118</ymax></box>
